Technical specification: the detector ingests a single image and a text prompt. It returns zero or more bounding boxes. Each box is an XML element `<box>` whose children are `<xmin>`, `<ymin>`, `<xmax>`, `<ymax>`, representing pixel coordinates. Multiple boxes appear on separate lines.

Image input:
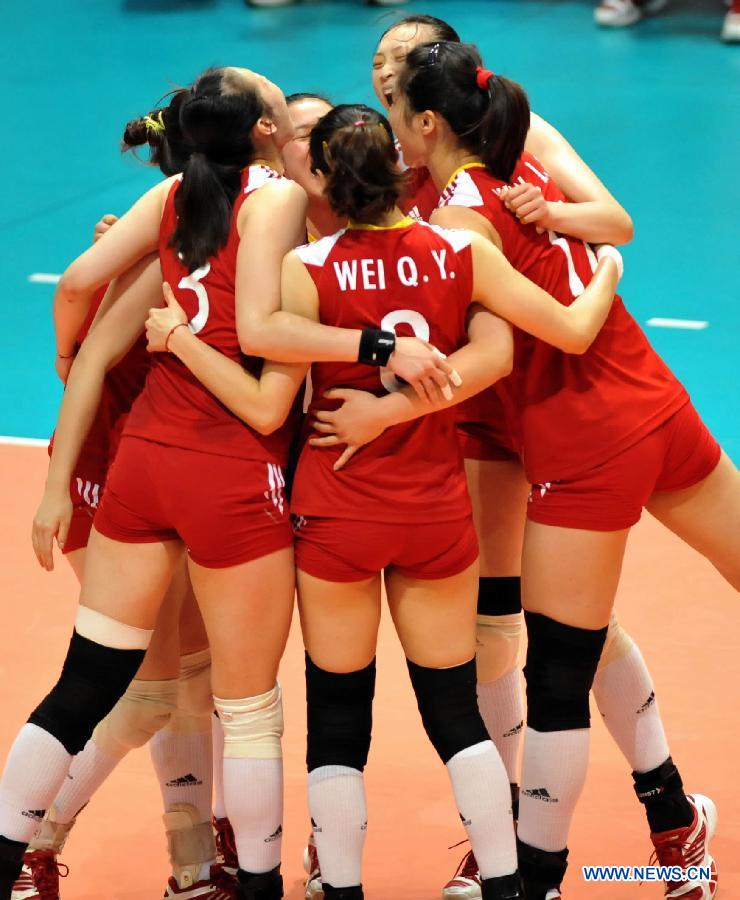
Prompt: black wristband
<box><xmin>358</xmin><ymin>329</ymin><xmax>396</xmax><ymax>366</ymax></box>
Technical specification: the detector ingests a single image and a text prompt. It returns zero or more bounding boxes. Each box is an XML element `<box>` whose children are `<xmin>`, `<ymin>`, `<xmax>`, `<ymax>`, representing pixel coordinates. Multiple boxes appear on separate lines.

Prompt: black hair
<box><xmin>122</xmin><ymin>89</ymin><xmax>191</xmax><ymax>177</ymax></box>
<box><xmin>378</xmin><ymin>14</ymin><xmax>460</xmax><ymax>43</ymax></box>
<box><xmin>398</xmin><ymin>42</ymin><xmax>529</xmax><ymax>183</ymax></box>
<box><xmin>285</xmin><ymin>92</ymin><xmax>333</xmax><ymax>106</ymax></box>
<box><xmin>309</xmin><ymin>104</ymin><xmax>404</xmax><ymax>223</ymax></box>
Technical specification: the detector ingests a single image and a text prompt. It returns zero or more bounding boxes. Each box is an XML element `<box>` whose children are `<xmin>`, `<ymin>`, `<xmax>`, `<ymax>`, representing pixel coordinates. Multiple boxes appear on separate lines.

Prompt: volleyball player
<box><xmin>318</xmin><ymin>42</ymin><xmax>737</xmax><ymax>900</ymax></box>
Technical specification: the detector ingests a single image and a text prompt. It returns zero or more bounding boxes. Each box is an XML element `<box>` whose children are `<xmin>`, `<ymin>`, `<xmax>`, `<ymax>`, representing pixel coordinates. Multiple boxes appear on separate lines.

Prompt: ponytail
<box><xmin>122</xmin><ymin>89</ymin><xmax>191</xmax><ymax>177</ymax></box>
<box><xmin>310</xmin><ymin>105</ymin><xmax>404</xmax><ymax>223</ymax></box>
<box><xmin>399</xmin><ymin>42</ymin><xmax>530</xmax><ymax>183</ymax></box>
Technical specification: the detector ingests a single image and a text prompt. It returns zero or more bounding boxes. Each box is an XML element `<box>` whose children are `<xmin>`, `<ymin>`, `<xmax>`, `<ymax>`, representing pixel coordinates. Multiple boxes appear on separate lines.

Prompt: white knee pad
<box><xmin>214</xmin><ymin>684</ymin><xmax>283</xmax><ymax>759</ymax></box>
<box><xmin>169</xmin><ymin>648</ymin><xmax>213</xmax><ymax>734</ymax></box>
<box><xmin>476</xmin><ymin>613</ymin><xmax>522</xmax><ymax>683</ymax></box>
<box><xmin>92</xmin><ymin>678</ymin><xmax>178</xmax><ymax>758</ymax></box>
<box><xmin>163</xmin><ymin>802</ymin><xmax>217</xmax><ymax>889</ymax></box>
<box><xmin>598</xmin><ymin>613</ymin><xmax>634</xmax><ymax>671</ymax></box>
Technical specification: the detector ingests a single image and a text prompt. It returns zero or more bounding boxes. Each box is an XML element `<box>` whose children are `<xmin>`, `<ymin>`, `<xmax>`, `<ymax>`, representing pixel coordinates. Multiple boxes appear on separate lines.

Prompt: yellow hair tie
<box><xmin>144</xmin><ymin>111</ymin><xmax>165</xmax><ymax>134</ymax></box>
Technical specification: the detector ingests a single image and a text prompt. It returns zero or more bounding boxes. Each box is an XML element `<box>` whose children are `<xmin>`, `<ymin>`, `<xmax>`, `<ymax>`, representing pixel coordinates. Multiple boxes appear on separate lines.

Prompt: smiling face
<box><xmin>371</xmin><ymin>23</ymin><xmax>440</xmax><ymax>110</ymax></box>
<box><xmin>282</xmin><ymin>97</ymin><xmax>333</xmax><ymax>198</ymax></box>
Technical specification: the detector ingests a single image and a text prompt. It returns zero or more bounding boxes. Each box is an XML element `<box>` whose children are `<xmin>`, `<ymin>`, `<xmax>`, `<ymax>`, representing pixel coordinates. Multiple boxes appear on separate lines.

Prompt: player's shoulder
<box><xmin>293</xmin><ymin>228</ymin><xmax>348</xmax><ymax>267</ymax></box>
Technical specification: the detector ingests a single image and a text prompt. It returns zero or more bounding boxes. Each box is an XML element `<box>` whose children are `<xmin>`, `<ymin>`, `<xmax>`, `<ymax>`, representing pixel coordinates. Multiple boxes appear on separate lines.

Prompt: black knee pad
<box><xmin>407</xmin><ymin>658</ymin><xmax>489</xmax><ymax>764</ymax></box>
<box><xmin>478</xmin><ymin>576</ymin><xmax>522</xmax><ymax>617</ymax></box>
<box><xmin>523</xmin><ymin>612</ymin><xmax>607</xmax><ymax>733</ymax></box>
<box><xmin>306</xmin><ymin>654</ymin><xmax>376</xmax><ymax>773</ymax></box>
<box><xmin>323</xmin><ymin>885</ymin><xmax>364</xmax><ymax>899</ymax></box>
<box><xmin>28</xmin><ymin>630</ymin><xmax>146</xmax><ymax>755</ymax></box>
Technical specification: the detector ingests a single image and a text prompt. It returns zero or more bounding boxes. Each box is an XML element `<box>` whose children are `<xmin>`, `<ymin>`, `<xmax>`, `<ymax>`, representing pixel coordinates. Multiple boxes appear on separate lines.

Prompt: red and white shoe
<box><xmin>650</xmin><ymin>794</ymin><xmax>718</xmax><ymax>899</ymax></box>
<box><xmin>213</xmin><ymin>817</ymin><xmax>238</xmax><ymax>878</ymax></box>
<box><xmin>11</xmin><ymin>851</ymin><xmax>68</xmax><ymax>900</ymax></box>
<box><xmin>544</xmin><ymin>891</ymin><xmax>562</xmax><ymax>899</ymax></box>
<box><xmin>303</xmin><ymin>834</ymin><xmax>323</xmax><ymax>899</ymax></box>
<box><xmin>594</xmin><ymin>0</ymin><xmax>668</xmax><ymax>26</ymax></box>
<box><xmin>164</xmin><ymin>865</ymin><xmax>238</xmax><ymax>899</ymax></box>
<box><xmin>722</xmin><ymin>0</ymin><xmax>740</xmax><ymax>40</ymax></box>
<box><xmin>443</xmin><ymin>849</ymin><xmax>481</xmax><ymax>899</ymax></box>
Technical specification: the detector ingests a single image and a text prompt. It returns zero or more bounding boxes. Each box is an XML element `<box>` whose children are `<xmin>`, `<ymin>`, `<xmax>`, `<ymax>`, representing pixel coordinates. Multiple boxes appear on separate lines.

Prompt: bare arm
<box><xmin>33</xmin><ymin>255</ymin><xmax>161</xmax><ymax>570</ymax></box>
<box><xmin>518</xmin><ymin>113</ymin><xmax>634</xmax><ymax>244</ymax></box>
<box><xmin>469</xmin><ymin>233</ymin><xmax>620</xmax><ymax>354</ymax></box>
<box><xmin>54</xmin><ymin>179</ymin><xmax>172</xmax><ymax>359</ymax></box>
<box><xmin>310</xmin><ymin>307</ymin><xmax>514</xmax><ymax>469</ymax></box>
<box><xmin>150</xmin><ymin>284</ymin><xmax>308</xmax><ymax>436</ymax></box>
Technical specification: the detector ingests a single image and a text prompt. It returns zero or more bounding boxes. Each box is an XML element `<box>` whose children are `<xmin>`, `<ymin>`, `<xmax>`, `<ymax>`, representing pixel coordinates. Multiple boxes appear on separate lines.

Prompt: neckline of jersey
<box><xmin>443</xmin><ymin>161</ymin><xmax>487</xmax><ymax>192</ymax></box>
<box><xmin>347</xmin><ymin>216</ymin><xmax>415</xmax><ymax>232</ymax></box>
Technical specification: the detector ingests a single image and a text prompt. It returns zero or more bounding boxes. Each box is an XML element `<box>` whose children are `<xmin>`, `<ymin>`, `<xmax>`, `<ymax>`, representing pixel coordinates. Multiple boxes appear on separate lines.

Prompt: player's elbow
<box><xmin>566</xmin><ymin>331</ymin><xmax>592</xmax><ymax>355</ymax></box>
<box><xmin>57</xmin><ymin>267</ymin><xmax>92</xmax><ymax>304</ymax></box>
<box><xmin>249</xmin><ymin>405</ymin><xmax>288</xmax><ymax>436</ymax></box>
<box><xmin>614</xmin><ymin>211</ymin><xmax>634</xmax><ymax>245</ymax></box>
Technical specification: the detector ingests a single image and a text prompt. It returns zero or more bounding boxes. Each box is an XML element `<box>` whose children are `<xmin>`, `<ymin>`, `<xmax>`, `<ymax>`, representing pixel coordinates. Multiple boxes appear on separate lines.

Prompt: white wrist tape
<box><xmin>595</xmin><ymin>244</ymin><xmax>624</xmax><ymax>281</ymax></box>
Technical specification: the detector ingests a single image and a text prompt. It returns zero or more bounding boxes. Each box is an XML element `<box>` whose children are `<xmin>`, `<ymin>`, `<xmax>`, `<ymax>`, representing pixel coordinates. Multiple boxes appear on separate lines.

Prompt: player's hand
<box><xmin>310</xmin><ymin>388</ymin><xmax>391</xmax><ymax>470</ymax></box>
<box><xmin>55</xmin><ymin>352</ymin><xmax>75</xmax><ymax>384</ymax></box>
<box><xmin>146</xmin><ymin>282</ymin><xmax>188</xmax><ymax>352</ymax></box>
<box><xmin>499</xmin><ymin>182</ymin><xmax>550</xmax><ymax>232</ymax></box>
<box><xmin>32</xmin><ymin>488</ymin><xmax>73</xmax><ymax>571</ymax></box>
<box><xmin>92</xmin><ymin>213</ymin><xmax>118</xmax><ymax>244</ymax></box>
<box><xmin>388</xmin><ymin>337</ymin><xmax>461</xmax><ymax>404</ymax></box>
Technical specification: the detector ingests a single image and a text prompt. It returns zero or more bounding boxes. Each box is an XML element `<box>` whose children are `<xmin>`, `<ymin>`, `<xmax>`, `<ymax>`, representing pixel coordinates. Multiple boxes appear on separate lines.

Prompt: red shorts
<box><xmin>95</xmin><ymin>436</ymin><xmax>293</xmax><ymax>568</ymax></box>
<box><xmin>293</xmin><ymin>514</ymin><xmax>479</xmax><ymax>582</ymax></box>
<box><xmin>457</xmin><ymin>387</ymin><xmax>520</xmax><ymax>463</ymax></box>
<box><xmin>64</xmin><ymin>469</ymin><xmax>106</xmax><ymax>554</ymax></box>
<box><xmin>526</xmin><ymin>402</ymin><xmax>721</xmax><ymax>531</ymax></box>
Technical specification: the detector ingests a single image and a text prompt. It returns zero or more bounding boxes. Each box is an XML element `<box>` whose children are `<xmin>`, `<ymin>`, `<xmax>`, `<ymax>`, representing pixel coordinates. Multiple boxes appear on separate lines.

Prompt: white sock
<box><xmin>308</xmin><ymin>766</ymin><xmax>367</xmax><ymax>888</ymax></box>
<box><xmin>51</xmin><ymin>739</ymin><xmax>120</xmax><ymax>824</ymax></box>
<box><xmin>477</xmin><ymin>668</ymin><xmax>524</xmax><ymax>784</ymax></box>
<box><xmin>211</xmin><ymin>713</ymin><xmax>227</xmax><ymax>820</ymax></box>
<box><xmin>0</xmin><ymin>725</ymin><xmax>72</xmax><ymax>842</ymax></box>
<box><xmin>223</xmin><ymin>757</ymin><xmax>282</xmax><ymax>873</ymax></box>
<box><xmin>446</xmin><ymin>741</ymin><xmax>517</xmax><ymax>879</ymax></box>
<box><xmin>150</xmin><ymin>722</ymin><xmax>214</xmax><ymax>824</ymax></box>
<box><xmin>518</xmin><ymin>727</ymin><xmax>589</xmax><ymax>852</ymax></box>
<box><xmin>592</xmin><ymin>644</ymin><xmax>670</xmax><ymax>774</ymax></box>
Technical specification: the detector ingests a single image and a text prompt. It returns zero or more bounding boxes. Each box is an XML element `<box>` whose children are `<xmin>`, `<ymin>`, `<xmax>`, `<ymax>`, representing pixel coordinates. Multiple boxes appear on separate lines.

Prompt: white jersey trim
<box><xmin>243</xmin><ymin>164</ymin><xmax>284</xmax><ymax>196</ymax></box>
<box><xmin>438</xmin><ymin>169</ymin><xmax>484</xmax><ymax>211</ymax></box>
<box><xmin>294</xmin><ymin>229</ymin><xmax>347</xmax><ymax>267</ymax></box>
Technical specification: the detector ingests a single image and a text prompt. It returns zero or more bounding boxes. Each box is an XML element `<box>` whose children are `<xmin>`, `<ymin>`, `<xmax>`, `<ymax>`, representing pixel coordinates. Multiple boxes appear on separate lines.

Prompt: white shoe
<box><xmin>594</xmin><ymin>0</ymin><xmax>668</xmax><ymax>27</ymax></box>
<box><xmin>650</xmin><ymin>794</ymin><xmax>718</xmax><ymax>900</ymax></box>
<box><xmin>722</xmin><ymin>3</ymin><xmax>740</xmax><ymax>40</ymax></box>
<box><xmin>303</xmin><ymin>835</ymin><xmax>323</xmax><ymax>899</ymax></box>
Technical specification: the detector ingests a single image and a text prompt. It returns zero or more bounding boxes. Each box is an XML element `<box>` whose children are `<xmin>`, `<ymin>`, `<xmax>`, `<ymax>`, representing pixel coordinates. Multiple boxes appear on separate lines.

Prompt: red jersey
<box><xmin>49</xmin><ymin>287</ymin><xmax>149</xmax><ymax>472</ymax></box>
<box><xmin>124</xmin><ymin>165</ymin><xmax>295</xmax><ymax>464</ymax></box>
<box><xmin>400</xmin><ymin>166</ymin><xmax>440</xmax><ymax>222</ymax></box>
<box><xmin>438</xmin><ymin>155</ymin><xmax>688</xmax><ymax>482</ymax></box>
<box><xmin>291</xmin><ymin>218</ymin><xmax>474</xmax><ymax>523</ymax></box>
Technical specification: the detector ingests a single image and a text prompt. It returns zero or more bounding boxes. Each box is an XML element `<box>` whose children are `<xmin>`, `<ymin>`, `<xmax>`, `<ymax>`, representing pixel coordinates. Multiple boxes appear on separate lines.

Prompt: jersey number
<box><xmin>379</xmin><ymin>309</ymin><xmax>430</xmax><ymax>393</ymax></box>
<box><xmin>178</xmin><ymin>262</ymin><xmax>211</xmax><ymax>334</ymax></box>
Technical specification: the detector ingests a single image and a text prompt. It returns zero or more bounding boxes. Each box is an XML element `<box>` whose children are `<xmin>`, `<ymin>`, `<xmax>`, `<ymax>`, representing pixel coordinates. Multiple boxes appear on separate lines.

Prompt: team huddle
<box><xmin>1</xmin><ymin>13</ymin><xmax>738</xmax><ymax>900</ymax></box>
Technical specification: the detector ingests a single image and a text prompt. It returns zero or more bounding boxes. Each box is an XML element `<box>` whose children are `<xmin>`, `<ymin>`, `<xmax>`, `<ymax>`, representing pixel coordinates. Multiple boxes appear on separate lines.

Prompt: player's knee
<box><xmin>214</xmin><ymin>683</ymin><xmax>284</xmax><ymax>760</ymax></box>
<box><xmin>477</xmin><ymin>576</ymin><xmax>522</xmax><ymax>617</ymax></box>
<box><xmin>407</xmin><ymin>657</ymin><xmax>489</xmax><ymax>763</ymax></box>
<box><xmin>476</xmin><ymin>612</ymin><xmax>522</xmax><ymax>682</ymax></box>
<box><xmin>523</xmin><ymin>611</ymin><xmax>607</xmax><ymax>732</ymax></box>
<box><xmin>597</xmin><ymin>613</ymin><xmax>634</xmax><ymax>671</ymax></box>
<box><xmin>28</xmin><ymin>609</ymin><xmax>151</xmax><ymax>755</ymax></box>
<box><xmin>174</xmin><ymin>648</ymin><xmax>213</xmax><ymax>721</ymax></box>
<box><xmin>92</xmin><ymin>677</ymin><xmax>178</xmax><ymax>757</ymax></box>
<box><xmin>306</xmin><ymin>654</ymin><xmax>376</xmax><ymax>772</ymax></box>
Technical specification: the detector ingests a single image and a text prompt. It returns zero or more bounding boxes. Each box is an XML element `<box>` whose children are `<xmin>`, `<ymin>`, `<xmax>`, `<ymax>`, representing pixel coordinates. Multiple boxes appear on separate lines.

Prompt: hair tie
<box><xmin>476</xmin><ymin>66</ymin><xmax>494</xmax><ymax>90</ymax></box>
<box><xmin>353</xmin><ymin>120</ymin><xmax>367</xmax><ymax>127</ymax></box>
<box><xmin>144</xmin><ymin>111</ymin><xmax>165</xmax><ymax>134</ymax></box>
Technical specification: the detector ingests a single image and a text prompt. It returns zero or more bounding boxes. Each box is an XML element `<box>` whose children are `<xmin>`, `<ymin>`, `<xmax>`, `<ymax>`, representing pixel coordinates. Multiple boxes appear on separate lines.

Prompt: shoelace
<box><xmin>451</xmin><ymin>849</ymin><xmax>479</xmax><ymax>881</ymax></box>
<box><xmin>647</xmin><ymin>835</ymin><xmax>701</xmax><ymax>889</ymax></box>
<box><xmin>28</xmin><ymin>853</ymin><xmax>69</xmax><ymax>898</ymax></box>
<box><xmin>214</xmin><ymin>821</ymin><xmax>238</xmax><ymax>866</ymax></box>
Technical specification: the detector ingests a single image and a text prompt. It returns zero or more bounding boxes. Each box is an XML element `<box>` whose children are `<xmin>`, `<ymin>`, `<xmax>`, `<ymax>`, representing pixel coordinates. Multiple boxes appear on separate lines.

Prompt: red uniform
<box><xmin>439</xmin><ymin>157</ymin><xmax>720</xmax><ymax>530</ymax></box>
<box><xmin>399</xmin><ymin>165</ymin><xmax>440</xmax><ymax>223</ymax></box>
<box><xmin>95</xmin><ymin>165</ymin><xmax>294</xmax><ymax>567</ymax></box>
<box><xmin>49</xmin><ymin>287</ymin><xmax>150</xmax><ymax>553</ymax></box>
<box><xmin>291</xmin><ymin>217</ymin><xmax>480</xmax><ymax>581</ymax></box>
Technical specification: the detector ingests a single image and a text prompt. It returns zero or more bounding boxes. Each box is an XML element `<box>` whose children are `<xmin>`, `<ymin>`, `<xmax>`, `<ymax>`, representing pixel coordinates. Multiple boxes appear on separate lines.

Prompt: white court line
<box><xmin>28</xmin><ymin>273</ymin><xmax>61</xmax><ymax>284</ymax></box>
<box><xmin>647</xmin><ymin>317</ymin><xmax>708</xmax><ymax>330</ymax></box>
<box><xmin>0</xmin><ymin>436</ymin><xmax>48</xmax><ymax>447</ymax></box>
